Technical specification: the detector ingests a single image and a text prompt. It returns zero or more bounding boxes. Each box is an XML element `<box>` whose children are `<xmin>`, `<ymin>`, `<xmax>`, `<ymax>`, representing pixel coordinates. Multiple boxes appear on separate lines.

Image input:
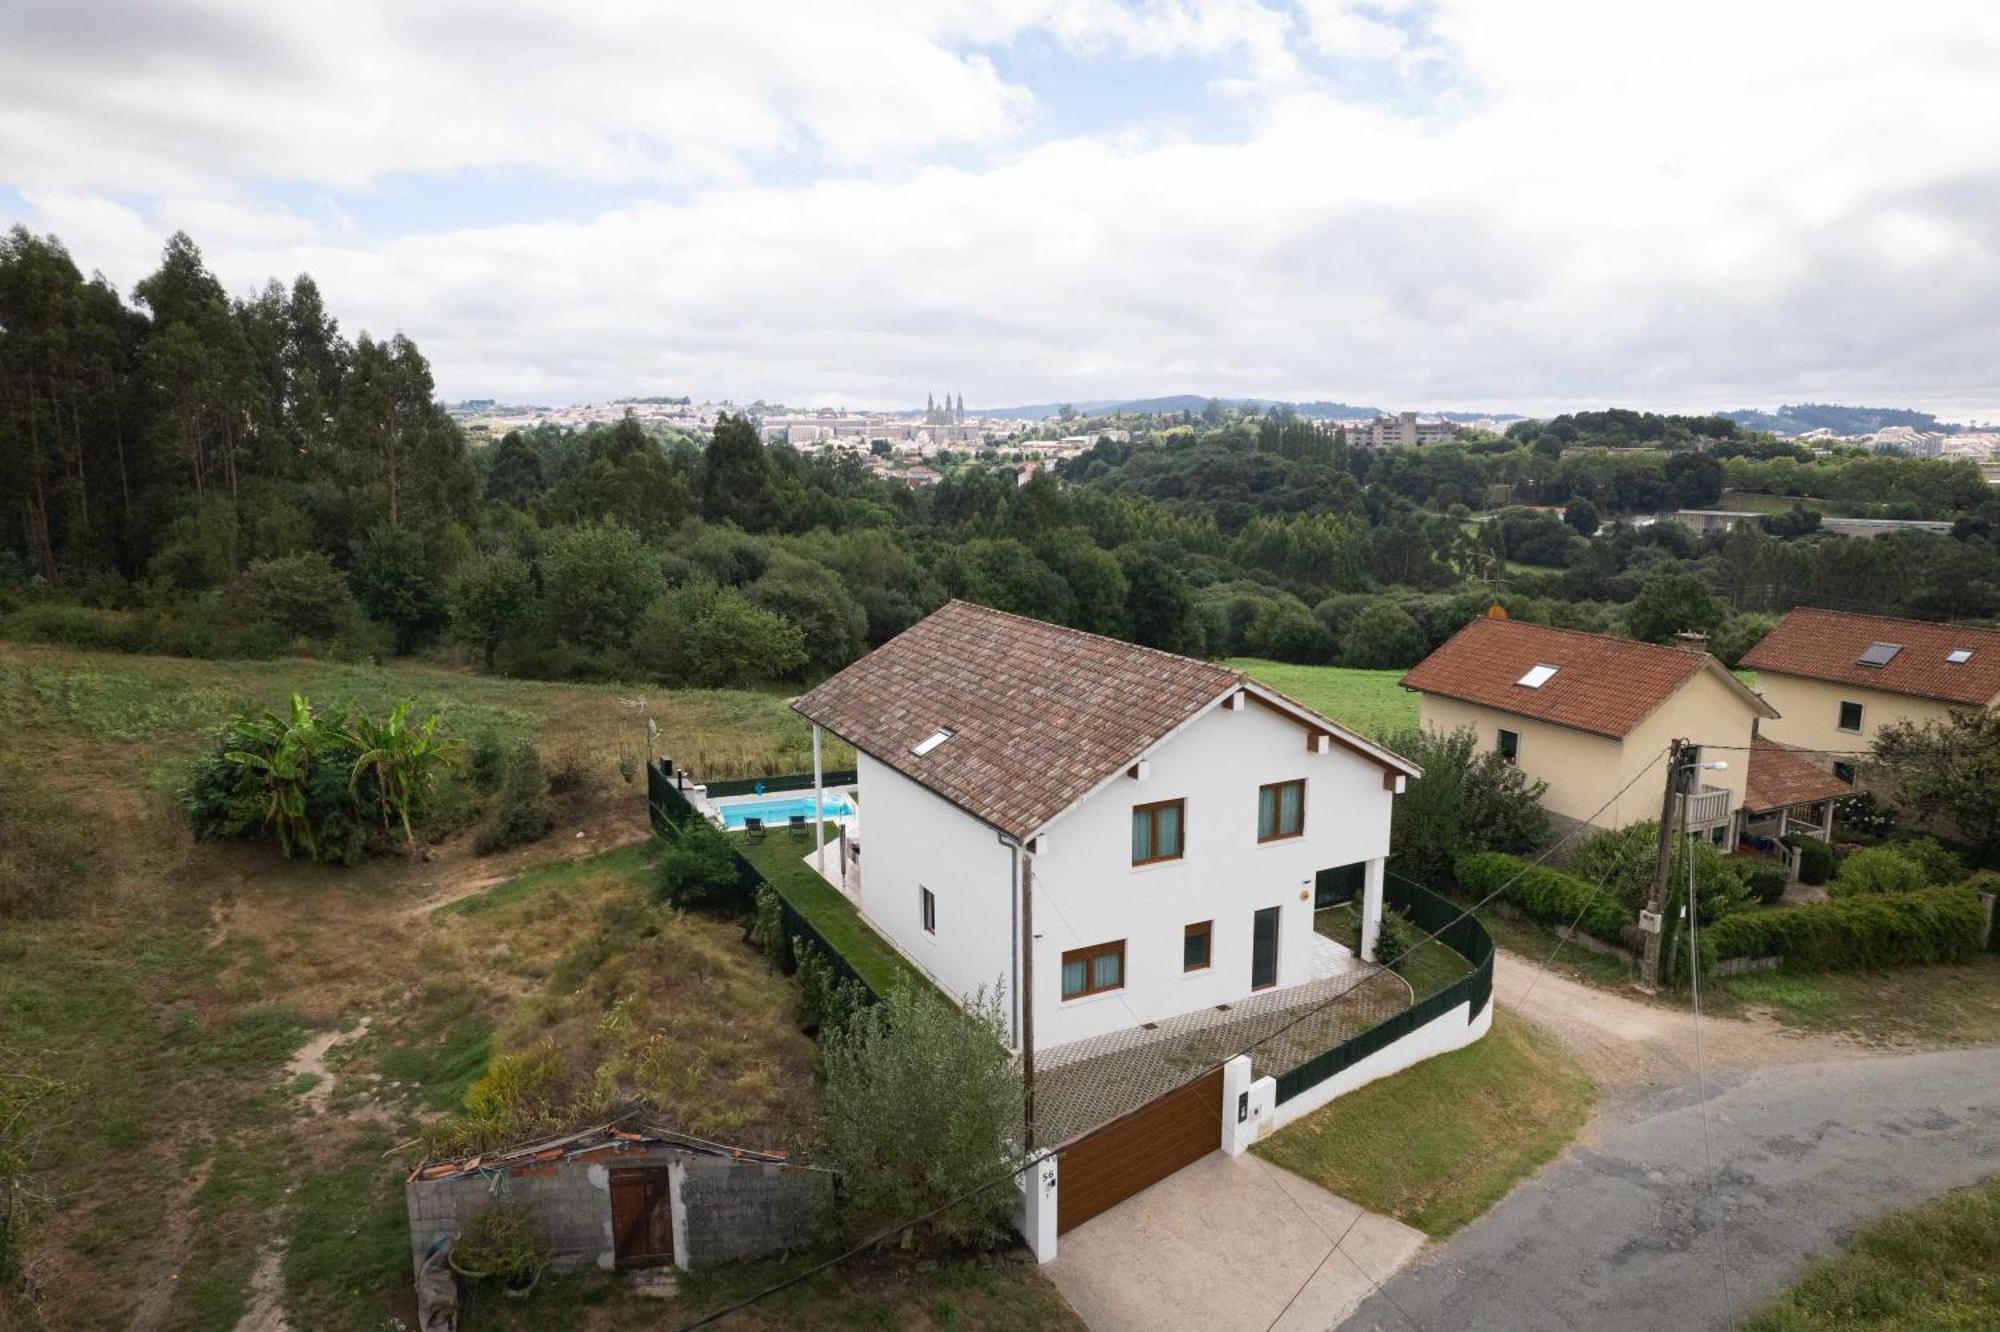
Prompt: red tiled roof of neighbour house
<box><xmin>1738</xmin><ymin>608</ymin><xmax>2000</xmax><ymax>706</ymax></box>
<box><xmin>1398</xmin><ymin>617</ymin><xmax>1775</xmax><ymax>740</ymax></box>
<box><xmin>793</xmin><ymin>600</ymin><xmax>1416</xmax><ymax>841</ymax></box>
<box><xmin>1742</xmin><ymin>737</ymin><xmax>1853</xmax><ymax>813</ymax></box>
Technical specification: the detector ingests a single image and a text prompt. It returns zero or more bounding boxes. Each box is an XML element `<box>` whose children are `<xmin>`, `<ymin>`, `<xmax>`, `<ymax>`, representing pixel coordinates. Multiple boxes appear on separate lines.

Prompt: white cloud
<box><xmin>5</xmin><ymin>0</ymin><xmax>2000</xmax><ymax>416</ymax></box>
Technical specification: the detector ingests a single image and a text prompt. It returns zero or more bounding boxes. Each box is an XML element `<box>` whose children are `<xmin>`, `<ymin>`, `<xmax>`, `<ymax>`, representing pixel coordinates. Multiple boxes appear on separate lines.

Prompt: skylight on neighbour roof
<box><xmin>1857</xmin><ymin>641</ymin><xmax>1903</xmax><ymax>667</ymax></box>
<box><xmin>1947</xmin><ymin>648</ymin><xmax>1974</xmax><ymax>664</ymax></box>
<box><xmin>910</xmin><ymin>728</ymin><xmax>954</xmax><ymax>757</ymax></box>
<box><xmin>1516</xmin><ymin>664</ymin><xmax>1559</xmax><ymax>689</ymax></box>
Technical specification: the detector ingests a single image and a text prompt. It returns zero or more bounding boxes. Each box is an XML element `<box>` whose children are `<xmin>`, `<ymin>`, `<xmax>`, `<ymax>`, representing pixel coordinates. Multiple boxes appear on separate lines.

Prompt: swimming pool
<box><xmin>713</xmin><ymin>790</ymin><xmax>856</xmax><ymax>830</ymax></box>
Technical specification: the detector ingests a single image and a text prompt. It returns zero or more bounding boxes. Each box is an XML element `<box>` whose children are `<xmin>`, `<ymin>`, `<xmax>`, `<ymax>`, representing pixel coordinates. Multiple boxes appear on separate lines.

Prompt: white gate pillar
<box><xmin>1360</xmin><ymin>857</ymin><xmax>1386</xmax><ymax>962</ymax></box>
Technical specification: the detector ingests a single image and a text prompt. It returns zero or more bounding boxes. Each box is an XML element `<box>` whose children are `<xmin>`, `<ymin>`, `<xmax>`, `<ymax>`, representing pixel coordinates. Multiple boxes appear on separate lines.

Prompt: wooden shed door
<box><xmin>610</xmin><ymin>1167</ymin><xmax>675</xmax><ymax>1268</ymax></box>
<box><xmin>1057</xmin><ymin>1067</ymin><xmax>1224</xmax><ymax>1234</ymax></box>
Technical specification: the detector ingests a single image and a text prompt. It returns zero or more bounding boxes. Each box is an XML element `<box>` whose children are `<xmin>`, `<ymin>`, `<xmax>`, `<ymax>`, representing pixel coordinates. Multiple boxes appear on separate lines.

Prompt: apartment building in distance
<box><xmin>1345</xmin><ymin>411</ymin><xmax>1461</xmax><ymax>448</ymax></box>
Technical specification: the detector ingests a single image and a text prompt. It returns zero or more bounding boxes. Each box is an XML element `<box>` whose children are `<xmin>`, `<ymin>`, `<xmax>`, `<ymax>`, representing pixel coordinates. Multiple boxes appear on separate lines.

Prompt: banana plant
<box><xmin>343</xmin><ymin>701</ymin><xmax>462</xmax><ymax>847</ymax></box>
<box><xmin>221</xmin><ymin>693</ymin><xmax>324</xmax><ymax>860</ymax></box>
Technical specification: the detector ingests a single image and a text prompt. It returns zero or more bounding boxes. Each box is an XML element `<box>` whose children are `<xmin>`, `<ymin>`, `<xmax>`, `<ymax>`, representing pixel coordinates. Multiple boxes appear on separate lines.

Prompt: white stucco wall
<box><xmin>1027</xmin><ymin>698</ymin><xmax>1396</xmax><ymax>1050</ymax></box>
<box><xmin>852</xmin><ymin>750</ymin><xmax>1016</xmax><ymax>1028</ymax></box>
<box><xmin>1255</xmin><ymin>998</ymin><xmax>1493</xmax><ymax>1140</ymax></box>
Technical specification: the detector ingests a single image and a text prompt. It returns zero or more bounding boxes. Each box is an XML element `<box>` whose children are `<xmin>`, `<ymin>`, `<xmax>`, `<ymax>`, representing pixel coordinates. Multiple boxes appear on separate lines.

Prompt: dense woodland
<box><xmin>7</xmin><ymin>225</ymin><xmax>2000</xmax><ymax>690</ymax></box>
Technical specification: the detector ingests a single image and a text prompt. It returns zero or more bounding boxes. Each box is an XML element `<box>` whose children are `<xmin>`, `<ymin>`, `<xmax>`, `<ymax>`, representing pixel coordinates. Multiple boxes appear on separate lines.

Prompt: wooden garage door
<box><xmin>610</xmin><ymin>1167</ymin><xmax>675</xmax><ymax>1268</ymax></box>
<box><xmin>1056</xmin><ymin>1067</ymin><xmax>1224</xmax><ymax>1234</ymax></box>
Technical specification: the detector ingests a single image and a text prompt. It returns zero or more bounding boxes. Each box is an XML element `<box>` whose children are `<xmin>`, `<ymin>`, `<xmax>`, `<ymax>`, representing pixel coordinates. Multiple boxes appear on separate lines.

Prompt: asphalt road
<box><xmin>1342</xmin><ymin>1043</ymin><xmax>2000</xmax><ymax>1331</ymax></box>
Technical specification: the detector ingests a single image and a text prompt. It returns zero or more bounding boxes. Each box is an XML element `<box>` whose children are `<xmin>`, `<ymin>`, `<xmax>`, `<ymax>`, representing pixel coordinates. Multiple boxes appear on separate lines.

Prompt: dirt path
<box><xmin>233</xmin><ymin>1246</ymin><xmax>291</xmax><ymax>1332</ymax></box>
<box><xmin>1491</xmin><ymin>947</ymin><xmax>1851</xmax><ymax>1089</ymax></box>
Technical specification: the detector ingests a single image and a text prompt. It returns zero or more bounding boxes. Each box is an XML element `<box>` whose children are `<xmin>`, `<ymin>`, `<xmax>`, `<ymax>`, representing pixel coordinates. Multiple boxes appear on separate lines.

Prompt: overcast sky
<box><xmin>4</xmin><ymin>1</ymin><xmax>1997</xmax><ymax>417</ymax></box>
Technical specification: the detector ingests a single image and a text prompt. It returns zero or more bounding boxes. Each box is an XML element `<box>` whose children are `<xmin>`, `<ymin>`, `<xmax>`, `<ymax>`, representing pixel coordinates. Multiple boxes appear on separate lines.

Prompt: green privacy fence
<box><xmin>1274</xmin><ymin>876</ymin><xmax>1494</xmax><ymax>1105</ymax></box>
<box><xmin>705</xmin><ymin>769</ymin><xmax>859</xmax><ymax>798</ymax></box>
<box><xmin>648</xmin><ymin>760</ymin><xmax>880</xmax><ymax>1005</ymax></box>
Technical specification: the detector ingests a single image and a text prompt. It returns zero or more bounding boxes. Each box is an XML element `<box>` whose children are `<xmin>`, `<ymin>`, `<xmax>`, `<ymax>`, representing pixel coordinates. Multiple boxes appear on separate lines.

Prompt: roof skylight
<box><xmin>910</xmin><ymin>728</ymin><xmax>955</xmax><ymax>757</ymax></box>
<box><xmin>1516</xmin><ymin>664</ymin><xmax>1559</xmax><ymax>689</ymax></box>
<box><xmin>1947</xmin><ymin>648</ymin><xmax>1974</xmax><ymax>664</ymax></box>
<box><xmin>1857</xmin><ymin>641</ymin><xmax>1903</xmax><ymax>667</ymax></box>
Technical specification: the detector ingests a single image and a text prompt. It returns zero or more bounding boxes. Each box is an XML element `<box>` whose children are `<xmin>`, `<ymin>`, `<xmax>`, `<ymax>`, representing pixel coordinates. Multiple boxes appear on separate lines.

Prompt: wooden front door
<box><xmin>609</xmin><ymin>1166</ymin><xmax>675</xmax><ymax>1268</ymax></box>
<box><xmin>1056</xmin><ymin>1067</ymin><xmax>1224</xmax><ymax>1234</ymax></box>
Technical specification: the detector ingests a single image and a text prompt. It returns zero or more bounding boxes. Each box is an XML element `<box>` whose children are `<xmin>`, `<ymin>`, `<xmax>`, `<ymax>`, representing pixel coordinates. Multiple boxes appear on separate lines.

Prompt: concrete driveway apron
<box><xmin>1047</xmin><ymin>1150</ymin><xmax>1424</xmax><ymax>1332</ymax></box>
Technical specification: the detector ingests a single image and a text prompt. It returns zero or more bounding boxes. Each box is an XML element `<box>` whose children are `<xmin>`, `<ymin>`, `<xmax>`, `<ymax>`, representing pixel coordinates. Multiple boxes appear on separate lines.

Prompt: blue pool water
<box><xmin>715</xmin><ymin>791</ymin><xmax>855</xmax><ymax>829</ymax></box>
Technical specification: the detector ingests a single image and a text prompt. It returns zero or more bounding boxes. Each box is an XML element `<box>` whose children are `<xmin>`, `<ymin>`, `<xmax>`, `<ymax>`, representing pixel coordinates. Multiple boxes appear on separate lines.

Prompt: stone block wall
<box><xmin>672</xmin><ymin>1156</ymin><xmax>832</xmax><ymax>1268</ymax></box>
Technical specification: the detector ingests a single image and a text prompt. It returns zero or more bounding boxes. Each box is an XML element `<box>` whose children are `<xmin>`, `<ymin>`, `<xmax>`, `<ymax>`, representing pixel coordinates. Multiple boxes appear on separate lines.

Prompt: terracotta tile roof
<box><xmin>1739</xmin><ymin>608</ymin><xmax>2000</xmax><ymax>707</ymax></box>
<box><xmin>1743</xmin><ymin>736</ymin><xmax>1853</xmax><ymax>813</ymax></box>
<box><xmin>793</xmin><ymin>601</ymin><xmax>1411</xmax><ymax>840</ymax></box>
<box><xmin>1399</xmin><ymin>617</ymin><xmax>1769</xmax><ymax>739</ymax></box>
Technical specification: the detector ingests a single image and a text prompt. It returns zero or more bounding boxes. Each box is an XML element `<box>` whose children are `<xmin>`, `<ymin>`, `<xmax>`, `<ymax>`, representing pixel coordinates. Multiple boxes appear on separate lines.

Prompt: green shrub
<box><xmin>1783</xmin><ymin>834</ymin><xmax>1834</xmax><ymax>886</ymax></box>
<box><xmin>1373</xmin><ymin>908</ymin><xmax>1421</xmax><ymax>972</ymax></box>
<box><xmin>1734</xmin><ymin>859</ymin><xmax>1790</xmax><ymax>906</ymax></box>
<box><xmin>1832</xmin><ymin>790</ymin><xmax>1895</xmax><ymax>841</ymax></box>
<box><xmin>653</xmin><ymin>819</ymin><xmax>751</xmax><ymax>911</ymax></box>
<box><xmin>1887</xmin><ymin>835</ymin><xmax>1963</xmax><ymax>886</ymax></box>
<box><xmin>1454</xmin><ymin>851</ymin><xmax>1628</xmax><ymax>942</ymax></box>
<box><xmin>1569</xmin><ymin>820</ymin><xmax>1754</xmax><ymax>921</ymax></box>
<box><xmin>1830</xmin><ymin>847</ymin><xmax>1931</xmax><ymax>897</ymax></box>
<box><xmin>818</xmin><ymin>985</ymin><xmax>1022</xmax><ymax>1252</ymax></box>
<box><xmin>2</xmin><ymin>602</ymin><xmax>152</xmax><ymax>652</ymax></box>
<box><xmin>1704</xmin><ymin>887</ymin><xmax>1986</xmax><ymax>972</ymax></box>
<box><xmin>794</xmin><ymin>939</ymin><xmax>868</xmax><ymax>1036</ymax></box>
<box><xmin>474</xmin><ymin>743</ymin><xmax>552</xmax><ymax>855</ymax></box>
<box><xmin>751</xmin><ymin>885</ymin><xmax>794</xmax><ymax>971</ymax></box>
<box><xmin>1383</xmin><ymin>727</ymin><xmax>1550</xmax><ymax>889</ymax></box>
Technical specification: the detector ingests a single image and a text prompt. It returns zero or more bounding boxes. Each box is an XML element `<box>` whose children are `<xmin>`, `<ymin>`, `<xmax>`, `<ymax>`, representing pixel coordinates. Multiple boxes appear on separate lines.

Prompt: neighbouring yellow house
<box><xmin>1400</xmin><ymin>616</ymin><xmax>1843</xmax><ymax>852</ymax></box>
<box><xmin>1740</xmin><ymin>608</ymin><xmax>2000</xmax><ymax>781</ymax></box>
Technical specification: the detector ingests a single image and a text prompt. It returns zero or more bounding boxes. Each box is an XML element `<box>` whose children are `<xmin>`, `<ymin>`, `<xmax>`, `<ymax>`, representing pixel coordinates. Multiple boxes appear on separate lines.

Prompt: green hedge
<box><xmin>1732</xmin><ymin>859</ymin><xmax>1790</xmax><ymax>906</ymax></box>
<box><xmin>1704</xmin><ymin>886</ymin><xmax>1986</xmax><ymax>973</ymax></box>
<box><xmin>1454</xmin><ymin>851</ymin><xmax>1628</xmax><ymax>942</ymax></box>
<box><xmin>1783</xmin><ymin>833</ymin><xmax>1834</xmax><ymax>886</ymax></box>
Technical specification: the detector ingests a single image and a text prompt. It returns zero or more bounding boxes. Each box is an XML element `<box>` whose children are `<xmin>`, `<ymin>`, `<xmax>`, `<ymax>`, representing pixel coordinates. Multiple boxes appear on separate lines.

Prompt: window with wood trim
<box><xmin>1061</xmin><ymin>940</ymin><xmax>1125</xmax><ymax>999</ymax></box>
<box><xmin>920</xmin><ymin>886</ymin><xmax>935</xmax><ymax>935</ymax></box>
<box><xmin>1257</xmin><ymin>780</ymin><xmax>1305</xmax><ymax>842</ymax></box>
<box><xmin>1131</xmin><ymin>798</ymin><xmax>1185</xmax><ymax>865</ymax></box>
<box><xmin>1183</xmin><ymin>921</ymin><xmax>1212</xmax><ymax>972</ymax></box>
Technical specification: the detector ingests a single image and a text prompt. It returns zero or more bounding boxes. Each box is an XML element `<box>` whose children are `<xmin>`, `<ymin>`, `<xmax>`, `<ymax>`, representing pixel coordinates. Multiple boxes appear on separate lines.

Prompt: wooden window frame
<box><xmin>1837</xmin><ymin>700</ymin><xmax>1863</xmax><ymax>733</ymax></box>
<box><xmin>1131</xmin><ymin>798</ymin><xmax>1187</xmax><ymax>866</ymax></box>
<box><xmin>1061</xmin><ymin>940</ymin><xmax>1126</xmax><ymax>1000</ymax></box>
<box><xmin>1497</xmin><ymin>729</ymin><xmax>1520</xmax><ymax>766</ymax></box>
<box><xmin>920</xmin><ymin>886</ymin><xmax>936</xmax><ymax>935</ymax></box>
<box><xmin>1183</xmin><ymin>920</ymin><xmax>1213</xmax><ymax>972</ymax></box>
<box><xmin>1257</xmin><ymin>779</ymin><xmax>1307</xmax><ymax>843</ymax></box>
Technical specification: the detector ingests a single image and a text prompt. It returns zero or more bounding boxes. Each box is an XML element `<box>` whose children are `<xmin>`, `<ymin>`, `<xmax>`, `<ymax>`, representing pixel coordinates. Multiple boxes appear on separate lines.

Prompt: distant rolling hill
<box><xmin>1721</xmin><ymin>403</ymin><xmax>1959</xmax><ymax>436</ymax></box>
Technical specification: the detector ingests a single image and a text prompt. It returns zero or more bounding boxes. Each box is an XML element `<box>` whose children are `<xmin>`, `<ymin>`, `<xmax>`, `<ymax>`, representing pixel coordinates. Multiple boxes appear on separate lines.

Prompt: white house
<box><xmin>791</xmin><ymin>600</ymin><xmax>1421</xmax><ymax>1057</ymax></box>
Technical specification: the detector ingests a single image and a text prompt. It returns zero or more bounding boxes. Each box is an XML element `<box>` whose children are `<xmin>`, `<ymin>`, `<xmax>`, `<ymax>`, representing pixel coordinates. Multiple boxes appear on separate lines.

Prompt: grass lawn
<box><xmin>1226</xmin><ymin>659</ymin><xmax>1417</xmax><ymax>739</ymax></box>
<box><xmin>1744</xmin><ymin>1176</ymin><xmax>2000</xmax><ymax>1331</ymax></box>
<box><xmin>1452</xmin><ymin>893</ymin><xmax>1637</xmax><ymax>988</ymax></box>
<box><xmin>731</xmin><ymin>821</ymin><xmax>938</xmax><ymax>999</ymax></box>
<box><xmin>1719</xmin><ymin>955</ymin><xmax>2000</xmax><ymax>1047</ymax></box>
<box><xmin>1252</xmin><ymin>1010</ymin><xmax>1594</xmax><ymax>1238</ymax></box>
<box><xmin>1316</xmin><ymin>903</ymin><xmax>1474</xmax><ymax>1001</ymax></box>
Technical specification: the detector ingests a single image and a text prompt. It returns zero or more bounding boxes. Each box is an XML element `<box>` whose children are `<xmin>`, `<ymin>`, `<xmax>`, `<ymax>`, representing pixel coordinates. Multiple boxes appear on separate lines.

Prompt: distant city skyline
<box><xmin>4</xmin><ymin>3</ymin><xmax>1997</xmax><ymax>417</ymax></box>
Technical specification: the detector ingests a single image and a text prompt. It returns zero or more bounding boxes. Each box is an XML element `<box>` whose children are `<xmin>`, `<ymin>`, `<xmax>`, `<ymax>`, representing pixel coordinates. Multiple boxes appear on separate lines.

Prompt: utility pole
<box><xmin>1639</xmin><ymin>739</ymin><xmax>1691</xmax><ymax>994</ymax></box>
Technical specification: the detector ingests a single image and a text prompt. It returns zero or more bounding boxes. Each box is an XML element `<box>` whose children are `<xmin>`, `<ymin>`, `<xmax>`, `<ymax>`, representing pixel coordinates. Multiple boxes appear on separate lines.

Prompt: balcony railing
<box><xmin>1678</xmin><ymin>784</ymin><xmax>1733</xmax><ymax>827</ymax></box>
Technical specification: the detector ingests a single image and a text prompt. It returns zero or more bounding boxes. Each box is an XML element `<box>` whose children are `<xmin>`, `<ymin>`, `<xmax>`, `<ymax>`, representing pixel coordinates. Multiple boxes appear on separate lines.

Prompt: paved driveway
<box><xmin>1047</xmin><ymin>1150</ymin><xmax>1424</xmax><ymax>1332</ymax></box>
<box><xmin>1342</xmin><ymin>1039</ymin><xmax>2000</xmax><ymax>1330</ymax></box>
